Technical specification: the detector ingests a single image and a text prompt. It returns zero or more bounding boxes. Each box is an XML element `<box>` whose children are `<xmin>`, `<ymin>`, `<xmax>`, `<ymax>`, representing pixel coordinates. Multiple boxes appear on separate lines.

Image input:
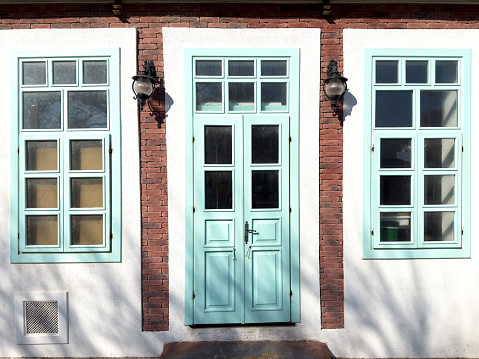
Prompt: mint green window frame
<box><xmin>363</xmin><ymin>49</ymin><xmax>471</xmax><ymax>259</ymax></box>
<box><xmin>10</xmin><ymin>49</ymin><xmax>121</xmax><ymax>263</ymax></box>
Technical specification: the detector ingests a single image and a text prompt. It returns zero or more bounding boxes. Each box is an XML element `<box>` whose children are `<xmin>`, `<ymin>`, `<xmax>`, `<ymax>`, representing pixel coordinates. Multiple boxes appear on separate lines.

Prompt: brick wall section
<box><xmin>2</xmin><ymin>3</ymin><xmax>479</xmax><ymax>331</ymax></box>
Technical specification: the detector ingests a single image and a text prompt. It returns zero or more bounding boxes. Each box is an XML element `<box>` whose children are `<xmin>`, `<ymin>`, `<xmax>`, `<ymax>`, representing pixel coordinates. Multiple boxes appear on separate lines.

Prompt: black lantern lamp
<box><xmin>323</xmin><ymin>60</ymin><xmax>348</xmax><ymax>114</ymax></box>
<box><xmin>132</xmin><ymin>60</ymin><xmax>157</xmax><ymax>112</ymax></box>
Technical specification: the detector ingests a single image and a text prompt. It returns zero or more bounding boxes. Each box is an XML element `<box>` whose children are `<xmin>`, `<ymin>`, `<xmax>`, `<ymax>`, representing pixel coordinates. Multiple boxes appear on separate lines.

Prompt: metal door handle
<box><xmin>244</xmin><ymin>221</ymin><xmax>256</xmax><ymax>244</ymax></box>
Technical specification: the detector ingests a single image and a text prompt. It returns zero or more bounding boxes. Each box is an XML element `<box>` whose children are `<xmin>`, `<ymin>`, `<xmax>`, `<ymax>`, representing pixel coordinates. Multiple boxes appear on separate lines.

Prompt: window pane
<box><xmin>376</xmin><ymin>61</ymin><xmax>398</xmax><ymax>84</ymax></box>
<box><xmin>71</xmin><ymin>178</ymin><xmax>103</xmax><ymax>208</ymax></box>
<box><xmin>424</xmin><ymin>212</ymin><xmax>454</xmax><ymax>242</ymax></box>
<box><xmin>196</xmin><ymin>60</ymin><xmax>222</xmax><ymax>76</ymax></box>
<box><xmin>70</xmin><ymin>140</ymin><xmax>103</xmax><ymax>171</ymax></box>
<box><xmin>26</xmin><ymin>178</ymin><xmax>57</xmax><ymax>208</ymax></box>
<box><xmin>380</xmin><ymin>138</ymin><xmax>411</xmax><ymax>168</ymax></box>
<box><xmin>436</xmin><ymin>61</ymin><xmax>458</xmax><ymax>84</ymax></box>
<box><xmin>424</xmin><ymin>138</ymin><xmax>455</xmax><ymax>168</ymax></box>
<box><xmin>380</xmin><ymin>176</ymin><xmax>411</xmax><ymax>205</ymax></box>
<box><xmin>229</xmin><ymin>83</ymin><xmax>254</xmax><ymax>111</ymax></box>
<box><xmin>71</xmin><ymin>215</ymin><xmax>103</xmax><ymax>245</ymax></box>
<box><xmin>26</xmin><ymin>215</ymin><xmax>58</xmax><ymax>245</ymax></box>
<box><xmin>204</xmin><ymin>126</ymin><xmax>232</xmax><ymax>164</ymax></box>
<box><xmin>228</xmin><ymin>61</ymin><xmax>254</xmax><ymax>76</ymax></box>
<box><xmin>196</xmin><ymin>83</ymin><xmax>222</xmax><ymax>111</ymax></box>
<box><xmin>205</xmin><ymin>171</ymin><xmax>232</xmax><ymax>209</ymax></box>
<box><xmin>26</xmin><ymin>141</ymin><xmax>57</xmax><ymax>171</ymax></box>
<box><xmin>420</xmin><ymin>90</ymin><xmax>457</xmax><ymax>127</ymax></box>
<box><xmin>252</xmin><ymin>125</ymin><xmax>279</xmax><ymax>164</ymax></box>
<box><xmin>425</xmin><ymin>175</ymin><xmax>455</xmax><ymax>205</ymax></box>
<box><xmin>23</xmin><ymin>92</ymin><xmax>61</xmax><ymax>130</ymax></box>
<box><xmin>53</xmin><ymin>61</ymin><xmax>76</xmax><ymax>85</ymax></box>
<box><xmin>23</xmin><ymin>62</ymin><xmax>46</xmax><ymax>86</ymax></box>
<box><xmin>83</xmin><ymin>60</ymin><xmax>107</xmax><ymax>84</ymax></box>
<box><xmin>252</xmin><ymin>170</ymin><xmax>279</xmax><ymax>209</ymax></box>
<box><xmin>68</xmin><ymin>91</ymin><xmax>108</xmax><ymax>128</ymax></box>
<box><xmin>380</xmin><ymin>212</ymin><xmax>411</xmax><ymax>242</ymax></box>
<box><xmin>375</xmin><ymin>91</ymin><xmax>412</xmax><ymax>127</ymax></box>
<box><xmin>406</xmin><ymin>61</ymin><xmax>428</xmax><ymax>84</ymax></box>
<box><xmin>261</xmin><ymin>60</ymin><xmax>287</xmax><ymax>76</ymax></box>
<box><xmin>261</xmin><ymin>83</ymin><xmax>287</xmax><ymax>111</ymax></box>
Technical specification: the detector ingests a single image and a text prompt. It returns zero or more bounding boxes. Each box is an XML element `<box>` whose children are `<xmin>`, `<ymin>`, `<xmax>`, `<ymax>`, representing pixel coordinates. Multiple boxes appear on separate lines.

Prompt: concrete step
<box><xmin>159</xmin><ymin>340</ymin><xmax>332</xmax><ymax>359</ymax></box>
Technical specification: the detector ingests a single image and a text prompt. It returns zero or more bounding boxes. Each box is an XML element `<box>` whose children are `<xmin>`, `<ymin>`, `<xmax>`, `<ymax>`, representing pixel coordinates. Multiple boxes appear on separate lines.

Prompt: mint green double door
<box><xmin>193</xmin><ymin>114</ymin><xmax>291</xmax><ymax>325</ymax></box>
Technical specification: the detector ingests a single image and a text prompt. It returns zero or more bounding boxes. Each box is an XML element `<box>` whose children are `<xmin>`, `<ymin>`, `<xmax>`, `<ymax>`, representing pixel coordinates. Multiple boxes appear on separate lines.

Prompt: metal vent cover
<box><xmin>25</xmin><ymin>301</ymin><xmax>59</xmax><ymax>334</ymax></box>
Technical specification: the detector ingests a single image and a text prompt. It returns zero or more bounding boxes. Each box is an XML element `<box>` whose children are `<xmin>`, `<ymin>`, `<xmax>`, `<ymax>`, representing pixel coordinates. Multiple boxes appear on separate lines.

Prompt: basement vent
<box><xmin>25</xmin><ymin>301</ymin><xmax>59</xmax><ymax>334</ymax></box>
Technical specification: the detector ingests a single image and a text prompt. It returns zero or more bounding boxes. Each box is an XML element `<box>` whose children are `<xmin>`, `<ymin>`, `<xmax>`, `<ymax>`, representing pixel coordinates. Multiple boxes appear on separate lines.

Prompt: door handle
<box><xmin>244</xmin><ymin>221</ymin><xmax>256</xmax><ymax>244</ymax></box>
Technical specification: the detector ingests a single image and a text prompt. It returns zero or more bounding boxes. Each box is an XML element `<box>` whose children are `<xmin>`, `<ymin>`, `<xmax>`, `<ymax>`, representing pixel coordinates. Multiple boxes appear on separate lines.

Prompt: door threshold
<box><xmin>190</xmin><ymin>322</ymin><xmax>296</xmax><ymax>328</ymax></box>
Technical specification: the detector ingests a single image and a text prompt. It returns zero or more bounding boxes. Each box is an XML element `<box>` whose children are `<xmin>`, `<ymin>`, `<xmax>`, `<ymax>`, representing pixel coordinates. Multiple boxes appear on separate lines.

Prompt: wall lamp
<box><xmin>132</xmin><ymin>60</ymin><xmax>157</xmax><ymax>112</ymax></box>
<box><xmin>323</xmin><ymin>60</ymin><xmax>348</xmax><ymax>114</ymax></box>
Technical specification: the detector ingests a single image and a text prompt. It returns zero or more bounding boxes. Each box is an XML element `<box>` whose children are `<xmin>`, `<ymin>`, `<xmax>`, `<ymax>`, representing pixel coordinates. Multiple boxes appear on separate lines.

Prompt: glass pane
<box><xmin>71</xmin><ymin>178</ymin><xmax>103</xmax><ymax>208</ymax></box>
<box><xmin>26</xmin><ymin>141</ymin><xmax>57</xmax><ymax>171</ymax></box>
<box><xmin>26</xmin><ymin>178</ymin><xmax>57</xmax><ymax>208</ymax></box>
<box><xmin>380</xmin><ymin>138</ymin><xmax>411</xmax><ymax>168</ymax></box>
<box><xmin>196</xmin><ymin>82</ymin><xmax>222</xmax><ymax>111</ymax></box>
<box><xmin>52</xmin><ymin>61</ymin><xmax>76</xmax><ymax>85</ymax></box>
<box><xmin>406</xmin><ymin>61</ymin><xmax>428</xmax><ymax>84</ymax></box>
<box><xmin>252</xmin><ymin>170</ymin><xmax>279</xmax><ymax>209</ymax></box>
<box><xmin>380</xmin><ymin>212</ymin><xmax>411</xmax><ymax>242</ymax></box>
<box><xmin>23</xmin><ymin>92</ymin><xmax>61</xmax><ymax>129</ymax></box>
<box><xmin>424</xmin><ymin>211</ymin><xmax>454</xmax><ymax>242</ymax></box>
<box><xmin>205</xmin><ymin>126</ymin><xmax>232</xmax><ymax>164</ymax></box>
<box><xmin>205</xmin><ymin>171</ymin><xmax>232</xmax><ymax>210</ymax></box>
<box><xmin>229</xmin><ymin>83</ymin><xmax>254</xmax><ymax>111</ymax></box>
<box><xmin>380</xmin><ymin>176</ymin><xmax>411</xmax><ymax>205</ymax></box>
<box><xmin>425</xmin><ymin>138</ymin><xmax>455</xmax><ymax>168</ymax></box>
<box><xmin>261</xmin><ymin>83</ymin><xmax>287</xmax><ymax>111</ymax></box>
<box><xmin>261</xmin><ymin>60</ymin><xmax>287</xmax><ymax>76</ymax></box>
<box><xmin>26</xmin><ymin>215</ymin><xmax>58</xmax><ymax>245</ymax></box>
<box><xmin>22</xmin><ymin>62</ymin><xmax>46</xmax><ymax>86</ymax></box>
<box><xmin>375</xmin><ymin>91</ymin><xmax>412</xmax><ymax>127</ymax></box>
<box><xmin>70</xmin><ymin>140</ymin><xmax>103</xmax><ymax>171</ymax></box>
<box><xmin>228</xmin><ymin>61</ymin><xmax>254</xmax><ymax>76</ymax></box>
<box><xmin>376</xmin><ymin>61</ymin><xmax>398</xmax><ymax>84</ymax></box>
<box><xmin>436</xmin><ymin>61</ymin><xmax>458</xmax><ymax>84</ymax></box>
<box><xmin>420</xmin><ymin>90</ymin><xmax>457</xmax><ymax>127</ymax></box>
<box><xmin>83</xmin><ymin>60</ymin><xmax>108</xmax><ymax>84</ymax></box>
<box><xmin>425</xmin><ymin>175</ymin><xmax>455</xmax><ymax>205</ymax></box>
<box><xmin>196</xmin><ymin>60</ymin><xmax>222</xmax><ymax>76</ymax></box>
<box><xmin>71</xmin><ymin>215</ymin><xmax>103</xmax><ymax>245</ymax></box>
<box><xmin>252</xmin><ymin>125</ymin><xmax>279</xmax><ymax>164</ymax></box>
<box><xmin>68</xmin><ymin>91</ymin><xmax>108</xmax><ymax>128</ymax></box>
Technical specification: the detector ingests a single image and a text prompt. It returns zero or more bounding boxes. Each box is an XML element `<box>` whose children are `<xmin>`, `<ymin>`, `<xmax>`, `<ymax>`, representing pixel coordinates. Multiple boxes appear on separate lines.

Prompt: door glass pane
<box><xmin>261</xmin><ymin>83</ymin><xmax>287</xmax><ymax>111</ymax></box>
<box><xmin>196</xmin><ymin>83</ymin><xmax>222</xmax><ymax>111</ymax></box>
<box><xmin>23</xmin><ymin>92</ymin><xmax>61</xmax><ymax>129</ymax></box>
<box><xmin>380</xmin><ymin>212</ymin><xmax>411</xmax><ymax>242</ymax></box>
<box><xmin>205</xmin><ymin>171</ymin><xmax>232</xmax><ymax>209</ymax></box>
<box><xmin>380</xmin><ymin>176</ymin><xmax>411</xmax><ymax>205</ymax></box>
<box><xmin>424</xmin><ymin>138</ymin><xmax>455</xmax><ymax>168</ymax></box>
<box><xmin>424</xmin><ymin>211</ymin><xmax>454</xmax><ymax>242</ymax></box>
<box><xmin>375</xmin><ymin>91</ymin><xmax>413</xmax><ymax>127</ymax></box>
<box><xmin>26</xmin><ymin>178</ymin><xmax>57</xmax><ymax>208</ymax></box>
<box><xmin>376</xmin><ymin>61</ymin><xmax>398</xmax><ymax>84</ymax></box>
<box><xmin>228</xmin><ymin>61</ymin><xmax>254</xmax><ymax>77</ymax></box>
<box><xmin>406</xmin><ymin>61</ymin><xmax>428</xmax><ymax>84</ymax></box>
<box><xmin>425</xmin><ymin>175</ymin><xmax>455</xmax><ymax>205</ymax></box>
<box><xmin>420</xmin><ymin>90</ymin><xmax>457</xmax><ymax>127</ymax></box>
<box><xmin>261</xmin><ymin>60</ymin><xmax>287</xmax><ymax>76</ymax></box>
<box><xmin>23</xmin><ymin>62</ymin><xmax>46</xmax><ymax>86</ymax></box>
<box><xmin>71</xmin><ymin>140</ymin><xmax>103</xmax><ymax>170</ymax></box>
<box><xmin>205</xmin><ymin>126</ymin><xmax>232</xmax><ymax>164</ymax></box>
<box><xmin>71</xmin><ymin>215</ymin><xmax>103</xmax><ymax>245</ymax></box>
<box><xmin>53</xmin><ymin>61</ymin><xmax>76</xmax><ymax>85</ymax></box>
<box><xmin>252</xmin><ymin>170</ymin><xmax>279</xmax><ymax>209</ymax></box>
<box><xmin>229</xmin><ymin>83</ymin><xmax>254</xmax><ymax>111</ymax></box>
<box><xmin>71</xmin><ymin>178</ymin><xmax>103</xmax><ymax>208</ymax></box>
<box><xmin>252</xmin><ymin>125</ymin><xmax>279</xmax><ymax>164</ymax></box>
<box><xmin>436</xmin><ymin>61</ymin><xmax>458</xmax><ymax>84</ymax></box>
<box><xmin>196</xmin><ymin>60</ymin><xmax>222</xmax><ymax>76</ymax></box>
<box><xmin>26</xmin><ymin>215</ymin><xmax>58</xmax><ymax>245</ymax></box>
<box><xmin>26</xmin><ymin>141</ymin><xmax>57</xmax><ymax>171</ymax></box>
<box><xmin>380</xmin><ymin>138</ymin><xmax>411</xmax><ymax>168</ymax></box>
<box><xmin>68</xmin><ymin>91</ymin><xmax>108</xmax><ymax>128</ymax></box>
<box><xmin>83</xmin><ymin>60</ymin><xmax>107</xmax><ymax>84</ymax></box>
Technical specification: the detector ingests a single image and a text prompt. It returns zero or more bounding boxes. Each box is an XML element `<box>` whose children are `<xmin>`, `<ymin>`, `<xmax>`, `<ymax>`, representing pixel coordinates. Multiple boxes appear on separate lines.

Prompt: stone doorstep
<box><xmin>159</xmin><ymin>340</ymin><xmax>332</xmax><ymax>359</ymax></box>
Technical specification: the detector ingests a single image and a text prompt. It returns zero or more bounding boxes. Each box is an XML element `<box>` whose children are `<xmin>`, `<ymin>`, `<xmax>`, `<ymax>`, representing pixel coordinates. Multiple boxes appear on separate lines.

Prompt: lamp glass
<box><xmin>325</xmin><ymin>78</ymin><xmax>345</xmax><ymax>97</ymax></box>
<box><xmin>133</xmin><ymin>77</ymin><xmax>154</xmax><ymax>97</ymax></box>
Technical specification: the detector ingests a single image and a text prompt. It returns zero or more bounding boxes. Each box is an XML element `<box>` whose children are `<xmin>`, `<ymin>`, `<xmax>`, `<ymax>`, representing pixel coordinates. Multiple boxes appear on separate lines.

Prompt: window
<box><xmin>11</xmin><ymin>49</ymin><xmax>121</xmax><ymax>263</ymax></box>
<box><xmin>363</xmin><ymin>49</ymin><xmax>470</xmax><ymax>259</ymax></box>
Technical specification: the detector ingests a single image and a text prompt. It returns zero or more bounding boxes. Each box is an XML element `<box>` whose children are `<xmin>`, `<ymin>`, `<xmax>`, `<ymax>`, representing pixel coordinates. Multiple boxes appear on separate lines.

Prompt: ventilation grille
<box><xmin>25</xmin><ymin>301</ymin><xmax>59</xmax><ymax>334</ymax></box>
